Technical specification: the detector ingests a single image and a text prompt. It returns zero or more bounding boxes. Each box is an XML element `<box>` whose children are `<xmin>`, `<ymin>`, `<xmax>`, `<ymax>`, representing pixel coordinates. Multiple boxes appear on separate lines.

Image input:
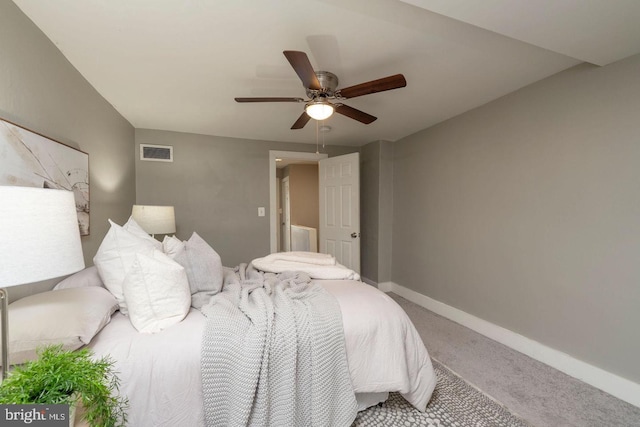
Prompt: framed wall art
<box><xmin>0</xmin><ymin>118</ymin><xmax>90</xmax><ymax>235</ymax></box>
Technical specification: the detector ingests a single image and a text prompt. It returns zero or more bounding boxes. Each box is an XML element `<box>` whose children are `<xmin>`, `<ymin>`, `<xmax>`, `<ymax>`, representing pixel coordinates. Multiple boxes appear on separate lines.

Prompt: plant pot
<box><xmin>69</xmin><ymin>400</ymin><xmax>76</xmax><ymax>427</ymax></box>
<box><xmin>69</xmin><ymin>394</ymin><xmax>89</xmax><ymax>427</ymax></box>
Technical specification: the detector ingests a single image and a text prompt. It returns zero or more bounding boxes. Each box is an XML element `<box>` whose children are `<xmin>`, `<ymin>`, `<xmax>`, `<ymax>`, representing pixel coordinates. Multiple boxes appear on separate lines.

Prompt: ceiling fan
<box><xmin>235</xmin><ymin>50</ymin><xmax>407</xmax><ymax>129</ymax></box>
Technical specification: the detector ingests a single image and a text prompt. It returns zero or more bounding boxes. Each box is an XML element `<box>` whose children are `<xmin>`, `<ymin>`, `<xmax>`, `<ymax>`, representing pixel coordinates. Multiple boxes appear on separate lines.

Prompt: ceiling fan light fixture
<box><xmin>236</xmin><ymin>51</ymin><xmax>403</xmax><ymax>129</ymax></box>
<box><xmin>305</xmin><ymin>101</ymin><xmax>334</xmax><ymax>121</ymax></box>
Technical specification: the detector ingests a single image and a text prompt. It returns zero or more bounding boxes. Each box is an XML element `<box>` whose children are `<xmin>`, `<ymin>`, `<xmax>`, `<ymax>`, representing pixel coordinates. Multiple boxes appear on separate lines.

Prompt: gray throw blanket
<box><xmin>198</xmin><ymin>263</ymin><xmax>358</xmax><ymax>427</ymax></box>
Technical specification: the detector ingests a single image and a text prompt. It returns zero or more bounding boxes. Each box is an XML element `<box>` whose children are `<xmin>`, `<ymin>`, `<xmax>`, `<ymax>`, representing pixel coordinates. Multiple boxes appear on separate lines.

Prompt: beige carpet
<box><xmin>390</xmin><ymin>293</ymin><xmax>640</xmax><ymax>427</ymax></box>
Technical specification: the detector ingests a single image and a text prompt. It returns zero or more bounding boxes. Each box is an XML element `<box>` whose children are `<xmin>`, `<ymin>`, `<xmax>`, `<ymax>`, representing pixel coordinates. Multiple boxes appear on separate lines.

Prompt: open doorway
<box><xmin>280</xmin><ymin>163</ymin><xmax>321</xmax><ymax>252</ymax></box>
<box><xmin>269</xmin><ymin>150</ymin><xmax>361</xmax><ymax>274</ymax></box>
<box><xmin>269</xmin><ymin>151</ymin><xmax>327</xmax><ymax>253</ymax></box>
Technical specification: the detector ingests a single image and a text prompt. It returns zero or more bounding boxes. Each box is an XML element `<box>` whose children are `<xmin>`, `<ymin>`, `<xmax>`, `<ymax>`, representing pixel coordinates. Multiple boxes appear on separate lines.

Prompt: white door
<box><xmin>319</xmin><ymin>152</ymin><xmax>360</xmax><ymax>273</ymax></box>
<box><xmin>282</xmin><ymin>176</ymin><xmax>291</xmax><ymax>251</ymax></box>
<box><xmin>276</xmin><ymin>177</ymin><xmax>282</xmax><ymax>252</ymax></box>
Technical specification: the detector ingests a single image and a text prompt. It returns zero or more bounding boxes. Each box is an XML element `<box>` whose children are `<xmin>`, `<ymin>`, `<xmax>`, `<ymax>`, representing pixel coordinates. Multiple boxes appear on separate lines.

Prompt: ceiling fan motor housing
<box><xmin>306</xmin><ymin>71</ymin><xmax>339</xmax><ymax>98</ymax></box>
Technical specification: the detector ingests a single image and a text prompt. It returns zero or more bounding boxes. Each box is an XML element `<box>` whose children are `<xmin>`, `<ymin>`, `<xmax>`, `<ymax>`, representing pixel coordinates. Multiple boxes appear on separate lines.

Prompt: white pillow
<box><xmin>162</xmin><ymin>235</ymin><xmax>185</xmax><ymax>258</ymax></box>
<box><xmin>4</xmin><ymin>287</ymin><xmax>118</xmax><ymax>366</ymax></box>
<box><xmin>53</xmin><ymin>266</ymin><xmax>105</xmax><ymax>290</ymax></box>
<box><xmin>123</xmin><ymin>249</ymin><xmax>190</xmax><ymax>334</ymax></box>
<box><xmin>174</xmin><ymin>232</ymin><xmax>224</xmax><ymax>295</ymax></box>
<box><xmin>93</xmin><ymin>219</ymin><xmax>157</xmax><ymax>315</ymax></box>
<box><xmin>123</xmin><ymin>216</ymin><xmax>162</xmax><ymax>250</ymax></box>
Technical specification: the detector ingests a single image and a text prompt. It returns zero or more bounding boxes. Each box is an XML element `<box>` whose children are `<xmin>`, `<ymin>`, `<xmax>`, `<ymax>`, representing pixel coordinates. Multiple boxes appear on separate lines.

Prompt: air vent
<box><xmin>140</xmin><ymin>144</ymin><xmax>173</xmax><ymax>162</ymax></box>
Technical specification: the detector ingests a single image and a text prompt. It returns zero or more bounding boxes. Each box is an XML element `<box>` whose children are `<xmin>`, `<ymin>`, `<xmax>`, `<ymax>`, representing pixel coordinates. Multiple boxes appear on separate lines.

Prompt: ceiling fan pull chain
<box><xmin>316</xmin><ymin>120</ymin><xmax>320</xmax><ymax>154</ymax></box>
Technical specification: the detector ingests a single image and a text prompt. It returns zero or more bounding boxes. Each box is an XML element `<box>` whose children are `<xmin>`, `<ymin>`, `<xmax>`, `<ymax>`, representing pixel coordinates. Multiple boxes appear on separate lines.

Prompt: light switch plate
<box><xmin>258</xmin><ymin>207</ymin><xmax>265</xmax><ymax>217</ymax></box>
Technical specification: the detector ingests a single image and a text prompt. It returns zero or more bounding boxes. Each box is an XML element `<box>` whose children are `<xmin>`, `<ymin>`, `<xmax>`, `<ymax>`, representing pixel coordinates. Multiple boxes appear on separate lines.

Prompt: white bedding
<box><xmin>252</xmin><ymin>253</ymin><xmax>361</xmax><ymax>280</ymax></box>
<box><xmin>88</xmin><ymin>280</ymin><xmax>436</xmax><ymax>426</ymax></box>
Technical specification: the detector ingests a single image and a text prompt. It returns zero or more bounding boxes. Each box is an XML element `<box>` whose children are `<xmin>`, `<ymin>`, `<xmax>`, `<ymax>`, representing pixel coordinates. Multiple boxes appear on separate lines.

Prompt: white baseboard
<box><xmin>377</xmin><ymin>281</ymin><xmax>393</xmax><ymax>292</ymax></box>
<box><xmin>361</xmin><ymin>277</ymin><xmax>378</xmax><ymax>287</ymax></box>
<box><xmin>379</xmin><ymin>281</ymin><xmax>640</xmax><ymax>408</ymax></box>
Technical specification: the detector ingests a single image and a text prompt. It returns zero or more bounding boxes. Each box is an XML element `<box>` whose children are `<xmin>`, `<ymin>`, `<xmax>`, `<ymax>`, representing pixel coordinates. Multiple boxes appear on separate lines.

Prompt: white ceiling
<box><xmin>12</xmin><ymin>0</ymin><xmax>640</xmax><ymax>147</ymax></box>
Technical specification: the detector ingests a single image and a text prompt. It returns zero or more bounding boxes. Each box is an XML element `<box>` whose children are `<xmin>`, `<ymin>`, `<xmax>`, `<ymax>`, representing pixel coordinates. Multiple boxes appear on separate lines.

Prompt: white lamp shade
<box><xmin>0</xmin><ymin>186</ymin><xmax>85</xmax><ymax>287</ymax></box>
<box><xmin>306</xmin><ymin>102</ymin><xmax>334</xmax><ymax>121</ymax></box>
<box><xmin>131</xmin><ymin>205</ymin><xmax>176</xmax><ymax>235</ymax></box>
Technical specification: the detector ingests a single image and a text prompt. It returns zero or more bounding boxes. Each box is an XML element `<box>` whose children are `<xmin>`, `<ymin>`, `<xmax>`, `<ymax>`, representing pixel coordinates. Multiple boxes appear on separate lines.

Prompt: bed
<box><xmin>87</xmin><ymin>278</ymin><xmax>435</xmax><ymax>426</ymax></box>
<box><xmin>10</xmin><ymin>218</ymin><xmax>436</xmax><ymax>426</ymax></box>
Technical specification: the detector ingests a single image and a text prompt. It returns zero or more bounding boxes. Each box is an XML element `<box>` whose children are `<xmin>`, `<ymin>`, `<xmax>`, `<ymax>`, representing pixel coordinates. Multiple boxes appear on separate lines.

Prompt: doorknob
<box><xmin>350</xmin><ymin>232</ymin><xmax>360</xmax><ymax>238</ymax></box>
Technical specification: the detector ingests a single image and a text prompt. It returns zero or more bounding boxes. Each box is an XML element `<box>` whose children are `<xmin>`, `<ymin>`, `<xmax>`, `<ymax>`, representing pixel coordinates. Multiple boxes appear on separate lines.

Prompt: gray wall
<box><xmin>1</xmin><ymin>2</ymin><xmax>135</xmax><ymax>299</ymax></box>
<box><xmin>378</xmin><ymin>141</ymin><xmax>393</xmax><ymax>283</ymax></box>
<box><xmin>135</xmin><ymin>129</ymin><xmax>355</xmax><ymax>267</ymax></box>
<box><xmin>361</xmin><ymin>142</ymin><xmax>381</xmax><ymax>283</ymax></box>
<box><xmin>392</xmin><ymin>55</ymin><xmax>640</xmax><ymax>382</ymax></box>
<box><xmin>361</xmin><ymin>140</ymin><xmax>394</xmax><ymax>284</ymax></box>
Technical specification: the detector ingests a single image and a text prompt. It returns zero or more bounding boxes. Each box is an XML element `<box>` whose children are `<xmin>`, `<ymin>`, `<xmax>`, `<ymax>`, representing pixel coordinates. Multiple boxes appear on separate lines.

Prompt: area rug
<box><xmin>352</xmin><ymin>359</ymin><xmax>532</xmax><ymax>427</ymax></box>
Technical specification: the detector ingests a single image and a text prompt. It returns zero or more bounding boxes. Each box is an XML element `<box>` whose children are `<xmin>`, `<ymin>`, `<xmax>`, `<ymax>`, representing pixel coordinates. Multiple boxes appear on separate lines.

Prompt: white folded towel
<box><xmin>252</xmin><ymin>252</ymin><xmax>360</xmax><ymax>281</ymax></box>
<box><xmin>263</xmin><ymin>251</ymin><xmax>336</xmax><ymax>266</ymax></box>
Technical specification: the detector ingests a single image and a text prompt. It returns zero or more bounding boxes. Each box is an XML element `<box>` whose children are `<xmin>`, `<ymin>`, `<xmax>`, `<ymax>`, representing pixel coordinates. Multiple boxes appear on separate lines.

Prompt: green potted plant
<box><xmin>0</xmin><ymin>345</ymin><xmax>128</xmax><ymax>427</ymax></box>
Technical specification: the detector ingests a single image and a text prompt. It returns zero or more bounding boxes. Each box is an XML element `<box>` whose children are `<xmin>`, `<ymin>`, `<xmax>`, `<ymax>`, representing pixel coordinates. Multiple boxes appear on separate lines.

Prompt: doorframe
<box><xmin>282</xmin><ymin>176</ymin><xmax>290</xmax><ymax>251</ymax></box>
<box><xmin>269</xmin><ymin>150</ymin><xmax>328</xmax><ymax>253</ymax></box>
<box><xmin>276</xmin><ymin>176</ymin><xmax>281</xmax><ymax>252</ymax></box>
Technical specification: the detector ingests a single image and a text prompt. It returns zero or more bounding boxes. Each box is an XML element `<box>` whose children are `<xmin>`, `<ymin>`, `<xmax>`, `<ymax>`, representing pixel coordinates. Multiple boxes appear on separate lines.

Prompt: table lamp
<box><xmin>131</xmin><ymin>205</ymin><xmax>176</xmax><ymax>238</ymax></box>
<box><xmin>0</xmin><ymin>186</ymin><xmax>85</xmax><ymax>380</ymax></box>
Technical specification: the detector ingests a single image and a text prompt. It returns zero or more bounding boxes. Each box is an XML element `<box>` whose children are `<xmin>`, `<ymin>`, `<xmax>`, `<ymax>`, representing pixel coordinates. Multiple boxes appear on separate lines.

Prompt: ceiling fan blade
<box><xmin>338</xmin><ymin>74</ymin><xmax>406</xmax><ymax>99</ymax></box>
<box><xmin>283</xmin><ymin>51</ymin><xmax>321</xmax><ymax>90</ymax></box>
<box><xmin>291</xmin><ymin>112</ymin><xmax>311</xmax><ymax>129</ymax></box>
<box><xmin>235</xmin><ymin>97</ymin><xmax>304</xmax><ymax>103</ymax></box>
<box><xmin>335</xmin><ymin>104</ymin><xmax>377</xmax><ymax>124</ymax></box>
